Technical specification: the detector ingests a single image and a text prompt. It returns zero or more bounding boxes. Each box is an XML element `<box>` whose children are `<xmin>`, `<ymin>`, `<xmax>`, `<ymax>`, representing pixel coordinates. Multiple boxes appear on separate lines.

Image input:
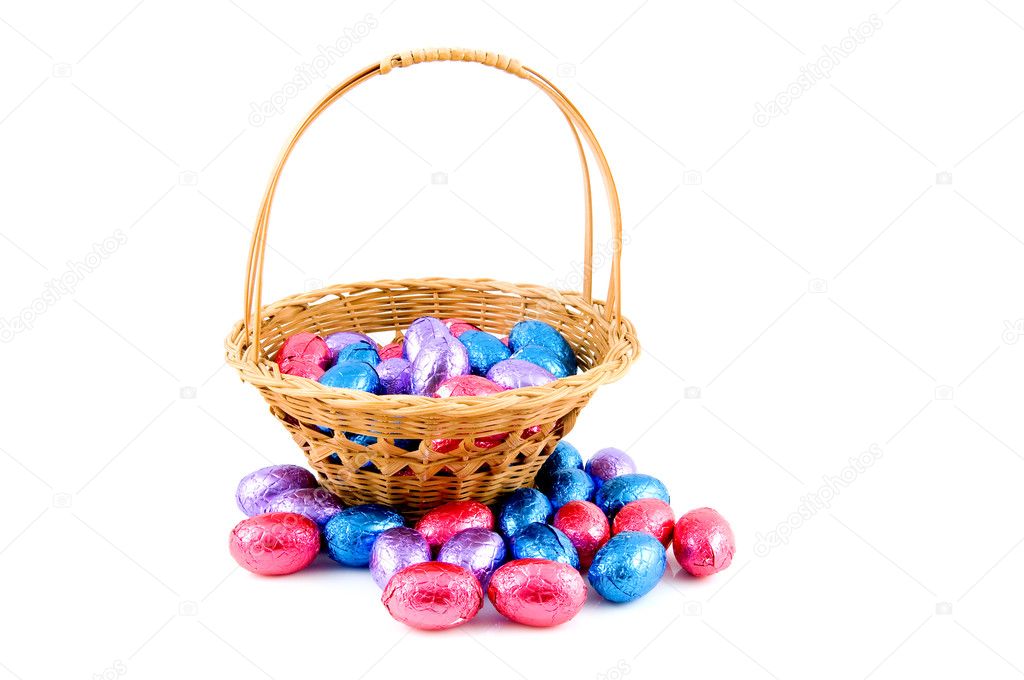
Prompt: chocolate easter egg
<box><xmin>414</xmin><ymin>500</ymin><xmax>494</xmax><ymax>550</ymax></box>
<box><xmin>324</xmin><ymin>504</ymin><xmax>405</xmax><ymax>567</ymax></box>
<box><xmin>410</xmin><ymin>335</ymin><xmax>470</xmax><ymax>396</ymax></box>
<box><xmin>486</xmin><ymin>359</ymin><xmax>556</xmax><ymax>390</ymax></box>
<box><xmin>488</xmin><ymin>559</ymin><xmax>587</xmax><ymax>627</ymax></box>
<box><xmin>553</xmin><ymin>500</ymin><xmax>609</xmax><ymax>568</ymax></box>
<box><xmin>673</xmin><ymin>507</ymin><xmax>735</xmax><ymax>577</ymax></box>
<box><xmin>459</xmin><ymin>330</ymin><xmax>512</xmax><ymax>376</ymax></box>
<box><xmin>589</xmin><ymin>531</ymin><xmax>667</xmax><ymax>602</ymax></box>
<box><xmin>229</xmin><ymin>512</ymin><xmax>319</xmax><ymax>576</ymax></box>
<box><xmin>437</xmin><ymin>528</ymin><xmax>506</xmax><ymax>586</ymax></box>
<box><xmin>320</xmin><ymin>360</ymin><xmax>380</xmax><ymax>393</ymax></box>
<box><xmin>369</xmin><ymin>526</ymin><xmax>431</xmax><ymax>589</ymax></box>
<box><xmin>508</xmin><ymin>320</ymin><xmax>577</xmax><ymax>376</ymax></box>
<box><xmin>382</xmin><ymin>562</ymin><xmax>483</xmax><ymax>630</ymax></box>
<box><xmin>236</xmin><ymin>465</ymin><xmax>318</xmax><ymax>516</ymax></box>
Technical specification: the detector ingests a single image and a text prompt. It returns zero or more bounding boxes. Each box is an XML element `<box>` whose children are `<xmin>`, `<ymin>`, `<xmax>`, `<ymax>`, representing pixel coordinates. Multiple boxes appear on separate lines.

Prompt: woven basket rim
<box><xmin>225</xmin><ymin>277</ymin><xmax>639</xmax><ymax>416</ymax></box>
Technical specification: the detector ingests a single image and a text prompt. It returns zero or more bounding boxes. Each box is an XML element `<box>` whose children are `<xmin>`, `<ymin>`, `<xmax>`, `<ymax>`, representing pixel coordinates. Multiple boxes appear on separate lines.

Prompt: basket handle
<box><xmin>244</xmin><ymin>48</ymin><xmax>623</xmax><ymax>357</ymax></box>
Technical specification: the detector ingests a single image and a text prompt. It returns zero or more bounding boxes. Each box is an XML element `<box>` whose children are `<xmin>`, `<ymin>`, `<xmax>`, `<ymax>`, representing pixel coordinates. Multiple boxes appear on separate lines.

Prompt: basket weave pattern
<box><xmin>225</xmin><ymin>49</ymin><xmax>639</xmax><ymax>517</ymax></box>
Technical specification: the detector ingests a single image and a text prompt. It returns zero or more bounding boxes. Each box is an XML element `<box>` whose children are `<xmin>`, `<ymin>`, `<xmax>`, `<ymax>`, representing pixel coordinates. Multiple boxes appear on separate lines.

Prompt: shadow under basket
<box><xmin>224</xmin><ymin>49</ymin><xmax>640</xmax><ymax>518</ymax></box>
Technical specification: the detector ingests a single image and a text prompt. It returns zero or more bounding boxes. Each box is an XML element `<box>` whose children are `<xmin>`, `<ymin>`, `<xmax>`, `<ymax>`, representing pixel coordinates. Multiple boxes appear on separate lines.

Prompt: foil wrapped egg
<box><xmin>437</xmin><ymin>527</ymin><xmax>506</xmax><ymax>586</ymax></box>
<box><xmin>403</xmin><ymin>317</ymin><xmax>452</xmax><ymax>362</ymax></box>
<box><xmin>673</xmin><ymin>507</ymin><xmax>736</xmax><ymax>577</ymax></box>
<box><xmin>510</xmin><ymin>522</ymin><xmax>579</xmax><ymax>569</ymax></box>
<box><xmin>277</xmin><ymin>332</ymin><xmax>331</xmax><ymax>368</ymax></box>
<box><xmin>410</xmin><ymin>335</ymin><xmax>470</xmax><ymax>396</ymax></box>
<box><xmin>588</xmin><ymin>531</ymin><xmax>667</xmax><ymax>602</ymax></box>
<box><xmin>586</xmin><ymin>447</ymin><xmax>637</xmax><ymax>490</ymax></box>
<box><xmin>278</xmin><ymin>358</ymin><xmax>326</xmax><ymax>381</ymax></box>
<box><xmin>369</xmin><ymin>526</ymin><xmax>431</xmax><ymax>589</ymax></box>
<box><xmin>376</xmin><ymin>358</ymin><xmax>412</xmax><ymax>395</ymax></box>
<box><xmin>432</xmin><ymin>375</ymin><xmax>504</xmax><ymax>398</ymax></box>
<box><xmin>324</xmin><ymin>504</ymin><xmax>406</xmax><ymax>566</ymax></box>
<box><xmin>414</xmin><ymin>500</ymin><xmax>494</xmax><ymax>550</ymax></box>
<box><xmin>229</xmin><ymin>512</ymin><xmax>320</xmax><ymax>576</ymax></box>
<box><xmin>486</xmin><ymin>359</ymin><xmax>556</xmax><ymax>390</ymax></box>
<box><xmin>535</xmin><ymin>440</ymin><xmax>583</xmax><ymax>489</ymax></box>
<box><xmin>333</xmin><ymin>341</ymin><xmax>380</xmax><ymax>367</ymax></box>
<box><xmin>263</xmin><ymin>487</ymin><xmax>345</xmax><ymax>528</ymax></box>
<box><xmin>511</xmin><ymin>345</ymin><xmax>571</xmax><ymax>379</ymax></box>
<box><xmin>442</xmin><ymin>318</ymin><xmax>480</xmax><ymax>338</ymax></box>
<box><xmin>613</xmin><ymin>499</ymin><xmax>675</xmax><ymax>547</ymax></box>
<box><xmin>508</xmin><ymin>320</ymin><xmax>577</xmax><ymax>376</ymax></box>
<box><xmin>324</xmin><ymin>331</ymin><xmax>378</xmax><ymax>361</ymax></box>
<box><xmin>320</xmin><ymin>360</ymin><xmax>381</xmax><ymax>393</ymax></box>
<box><xmin>488</xmin><ymin>559</ymin><xmax>587</xmax><ymax>627</ymax></box>
<box><xmin>553</xmin><ymin>500</ymin><xmax>609</xmax><ymax>568</ymax></box>
<box><xmin>459</xmin><ymin>330</ymin><xmax>512</xmax><ymax>376</ymax></box>
<box><xmin>498</xmin><ymin>488</ymin><xmax>553</xmax><ymax>538</ymax></box>
<box><xmin>379</xmin><ymin>341</ymin><xmax>404</xmax><ymax>360</ymax></box>
<box><xmin>236</xmin><ymin>464</ymin><xmax>318</xmax><ymax>516</ymax></box>
<box><xmin>595</xmin><ymin>473</ymin><xmax>671</xmax><ymax>519</ymax></box>
<box><xmin>382</xmin><ymin>562</ymin><xmax>483</xmax><ymax>630</ymax></box>
<box><xmin>542</xmin><ymin>468</ymin><xmax>595</xmax><ymax>510</ymax></box>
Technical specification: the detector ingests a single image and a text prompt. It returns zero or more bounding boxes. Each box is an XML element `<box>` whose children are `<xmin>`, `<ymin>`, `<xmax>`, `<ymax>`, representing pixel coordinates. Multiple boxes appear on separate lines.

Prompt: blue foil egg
<box><xmin>333</xmin><ymin>341</ymin><xmax>380</xmax><ymax>367</ymax></box>
<box><xmin>511</xmin><ymin>345</ymin><xmax>571</xmax><ymax>379</ymax></box>
<box><xmin>595</xmin><ymin>474</ymin><xmax>671</xmax><ymax>519</ymax></box>
<box><xmin>459</xmin><ymin>330</ymin><xmax>512</xmax><ymax>376</ymax></box>
<box><xmin>346</xmin><ymin>432</ymin><xmax>377</xmax><ymax>447</ymax></box>
<box><xmin>535</xmin><ymin>440</ymin><xmax>583</xmax><ymax>489</ymax></box>
<box><xmin>543</xmin><ymin>468</ymin><xmax>595</xmax><ymax>510</ymax></box>
<box><xmin>588</xmin><ymin>531</ymin><xmax>667</xmax><ymax>602</ymax></box>
<box><xmin>498</xmin><ymin>488</ymin><xmax>553</xmax><ymax>538</ymax></box>
<box><xmin>324</xmin><ymin>504</ymin><xmax>405</xmax><ymax>566</ymax></box>
<box><xmin>320</xmin><ymin>360</ymin><xmax>381</xmax><ymax>393</ymax></box>
<box><xmin>508</xmin><ymin>320</ymin><xmax>577</xmax><ymax>376</ymax></box>
<box><xmin>510</xmin><ymin>522</ymin><xmax>580</xmax><ymax>569</ymax></box>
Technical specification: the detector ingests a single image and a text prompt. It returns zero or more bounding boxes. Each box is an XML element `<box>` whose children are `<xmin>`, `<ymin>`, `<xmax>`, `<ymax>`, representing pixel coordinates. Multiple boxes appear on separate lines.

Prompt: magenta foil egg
<box><xmin>553</xmin><ymin>500</ymin><xmax>610</xmax><ymax>568</ymax></box>
<box><xmin>410</xmin><ymin>335</ymin><xmax>470</xmax><ymax>396</ymax></box>
<box><xmin>488</xmin><ymin>559</ymin><xmax>587</xmax><ymax>627</ymax></box>
<box><xmin>673</xmin><ymin>507</ymin><xmax>736</xmax><ymax>577</ymax></box>
<box><xmin>438</xmin><ymin>528</ymin><xmax>506</xmax><ymax>586</ymax></box>
<box><xmin>229</xmin><ymin>512</ymin><xmax>320</xmax><ymax>576</ymax></box>
<box><xmin>414</xmin><ymin>500</ymin><xmax>494</xmax><ymax>550</ymax></box>
<box><xmin>381</xmin><ymin>562</ymin><xmax>483</xmax><ymax>630</ymax></box>
<box><xmin>370</xmin><ymin>527</ymin><xmax>431</xmax><ymax>589</ymax></box>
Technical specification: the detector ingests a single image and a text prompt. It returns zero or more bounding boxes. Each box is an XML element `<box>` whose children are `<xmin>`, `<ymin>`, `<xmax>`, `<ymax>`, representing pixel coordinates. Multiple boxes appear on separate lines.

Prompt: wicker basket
<box><xmin>225</xmin><ymin>48</ymin><xmax>640</xmax><ymax>517</ymax></box>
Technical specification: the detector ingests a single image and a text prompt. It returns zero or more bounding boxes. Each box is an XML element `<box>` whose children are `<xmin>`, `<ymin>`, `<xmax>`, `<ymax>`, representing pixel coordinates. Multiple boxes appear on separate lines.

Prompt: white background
<box><xmin>2</xmin><ymin>1</ymin><xmax>1023</xmax><ymax>678</ymax></box>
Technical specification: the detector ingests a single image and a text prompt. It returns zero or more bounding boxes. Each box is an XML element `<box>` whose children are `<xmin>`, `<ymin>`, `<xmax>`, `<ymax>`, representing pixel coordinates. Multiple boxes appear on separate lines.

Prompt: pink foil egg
<box><xmin>553</xmin><ymin>500</ymin><xmax>610</xmax><ymax>568</ymax></box>
<box><xmin>379</xmin><ymin>341</ymin><xmax>404</xmax><ymax>360</ymax></box>
<box><xmin>613</xmin><ymin>498</ymin><xmax>675</xmax><ymax>547</ymax></box>
<box><xmin>229</xmin><ymin>512</ymin><xmax>320</xmax><ymax>576</ymax></box>
<box><xmin>488</xmin><ymin>559</ymin><xmax>588</xmax><ymax>627</ymax></box>
<box><xmin>415</xmin><ymin>500</ymin><xmax>494</xmax><ymax>550</ymax></box>
<box><xmin>430</xmin><ymin>376</ymin><xmax>506</xmax><ymax>452</ymax></box>
<box><xmin>278</xmin><ymin>358</ymin><xmax>325</xmax><ymax>380</ymax></box>
<box><xmin>381</xmin><ymin>562</ymin><xmax>483</xmax><ymax>630</ymax></box>
<box><xmin>277</xmin><ymin>332</ymin><xmax>330</xmax><ymax>369</ymax></box>
<box><xmin>673</xmin><ymin>507</ymin><xmax>735</xmax><ymax>577</ymax></box>
<box><xmin>443</xmin><ymin>318</ymin><xmax>480</xmax><ymax>338</ymax></box>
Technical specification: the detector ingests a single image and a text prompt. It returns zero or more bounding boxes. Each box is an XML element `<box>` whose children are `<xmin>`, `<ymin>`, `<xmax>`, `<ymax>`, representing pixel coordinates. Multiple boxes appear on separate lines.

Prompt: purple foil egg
<box><xmin>486</xmin><ymin>359</ymin><xmax>557</xmax><ymax>390</ymax></box>
<box><xmin>236</xmin><ymin>465</ymin><xmax>318</xmax><ymax>516</ymax></box>
<box><xmin>438</xmin><ymin>528</ymin><xmax>507</xmax><ymax>587</ymax></box>
<box><xmin>403</xmin><ymin>317</ymin><xmax>452</xmax><ymax>362</ymax></box>
<box><xmin>325</xmin><ymin>331</ymin><xmax>378</xmax><ymax>361</ymax></box>
<box><xmin>410</xmin><ymin>335</ymin><xmax>470</xmax><ymax>396</ymax></box>
<box><xmin>376</xmin><ymin>357</ymin><xmax>412</xmax><ymax>395</ymax></box>
<box><xmin>586</xmin><ymin>447</ymin><xmax>638</xmax><ymax>489</ymax></box>
<box><xmin>263</xmin><ymin>487</ymin><xmax>345</xmax><ymax>528</ymax></box>
<box><xmin>370</xmin><ymin>527</ymin><xmax>431</xmax><ymax>589</ymax></box>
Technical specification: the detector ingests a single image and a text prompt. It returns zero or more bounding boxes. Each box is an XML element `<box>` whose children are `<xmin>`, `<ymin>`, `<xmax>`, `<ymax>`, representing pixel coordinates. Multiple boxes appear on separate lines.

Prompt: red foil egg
<box><xmin>613</xmin><ymin>499</ymin><xmax>675</xmax><ymax>547</ymax></box>
<box><xmin>415</xmin><ymin>500</ymin><xmax>494</xmax><ymax>550</ymax></box>
<box><xmin>553</xmin><ymin>500</ymin><xmax>610</xmax><ymax>568</ymax></box>
<box><xmin>432</xmin><ymin>375</ymin><xmax>505</xmax><ymax>399</ymax></box>
<box><xmin>229</xmin><ymin>512</ymin><xmax>320</xmax><ymax>576</ymax></box>
<box><xmin>443</xmin><ymin>318</ymin><xmax>480</xmax><ymax>338</ymax></box>
<box><xmin>488</xmin><ymin>559</ymin><xmax>587</xmax><ymax>627</ymax></box>
<box><xmin>430</xmin><ymin>376</ymin><xmax>506</xmax><ymax>452</ymax></box>
<box><xmin>277</xmin><ymin>332</ymin><xmax>330</xmax><ymax>368</ymax></box>
<box><xmin>379</xmin><ymin>341</ymin><xmax>404</xmax><ymax>360</ymax></box>
<box><xmin>382</xmin><ymin>562</ymin><xmax>483</xmax><ymax>630</ymax></box>
<box><xmin>278</xmin><ymin>357</ymin><xmax>326</xmax><ymax>380</ymax></box>
<box><xmin>673</xmin><ymin>507</ymin><xmax>736</xmax><ymax>577</ymax></box>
